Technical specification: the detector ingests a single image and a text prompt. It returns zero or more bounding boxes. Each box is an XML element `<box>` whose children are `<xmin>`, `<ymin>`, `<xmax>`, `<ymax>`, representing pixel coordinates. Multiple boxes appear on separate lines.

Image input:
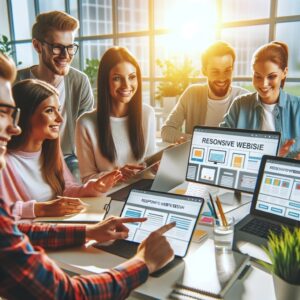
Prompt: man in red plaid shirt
<box><xmin>0</xmin><ymin>52</ymin><xmax>175</xmax><ymax>300</ymax></box>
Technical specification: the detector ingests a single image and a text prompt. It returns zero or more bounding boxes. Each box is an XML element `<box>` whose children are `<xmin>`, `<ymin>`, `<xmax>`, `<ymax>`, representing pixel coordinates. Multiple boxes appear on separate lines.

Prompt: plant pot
<box><xmin>273</xmin><ymin>274</ymin><xmax>300</xmax><ymax>300</ymax></box>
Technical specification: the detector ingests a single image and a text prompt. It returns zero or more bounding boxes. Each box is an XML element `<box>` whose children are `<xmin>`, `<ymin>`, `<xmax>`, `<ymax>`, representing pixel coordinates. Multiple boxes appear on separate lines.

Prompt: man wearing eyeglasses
<box><xmin>17</xmin><ymin>10</ymin><xmax>94</xmax><ymax>180</ymax></box>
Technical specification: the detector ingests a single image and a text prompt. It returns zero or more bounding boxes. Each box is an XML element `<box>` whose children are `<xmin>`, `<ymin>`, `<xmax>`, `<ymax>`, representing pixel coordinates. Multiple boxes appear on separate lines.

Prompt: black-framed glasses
<box><xmin>0</xmin><ymin>104</ymin><xmax>20</xmax><ymax>128</ymax></box>
<box><xmin>41</xmin><ymin>40</ymin><xmax>79</xmax><ymax>56</ymax></box>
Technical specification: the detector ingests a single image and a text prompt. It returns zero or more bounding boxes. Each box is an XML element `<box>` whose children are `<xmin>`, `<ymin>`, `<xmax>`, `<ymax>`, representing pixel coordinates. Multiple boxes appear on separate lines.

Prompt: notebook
<box><xmin>33</xmin><ymin>197</ymin><xmax>110</xmax><ymax>223</ymax></box>
<box><xmin>94</xmin><ymin>188</ymin><xmax>204</xmax><ymax>276</ymax></box>
<box><xmin>169</xmin><ymin>239</ymin><xmax>250</xmax><ymax>299</ymax></box>
<box><xmin>234</xmin><ymin>155</ymin><xmax>300</xmax><ymax>249</ymax></box>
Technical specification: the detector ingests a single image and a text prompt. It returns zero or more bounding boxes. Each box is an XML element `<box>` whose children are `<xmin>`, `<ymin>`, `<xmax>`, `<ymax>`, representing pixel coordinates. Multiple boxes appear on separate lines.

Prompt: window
<box><xmin>3</xmin><ymin>0</ymin><xmax>300</xmax><ymax>120</ymax></box>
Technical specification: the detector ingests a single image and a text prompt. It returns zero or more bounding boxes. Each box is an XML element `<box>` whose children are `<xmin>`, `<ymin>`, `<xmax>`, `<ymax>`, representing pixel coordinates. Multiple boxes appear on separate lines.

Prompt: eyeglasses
<box><xmin>41</xmin><ymin>40</ymin><xmax>79</xmax><ymax>56</ymax></box>
<box><xmin>0</xmin><ymin>104</ymin><xmax>20</xmax><ymax>128</ymax></box>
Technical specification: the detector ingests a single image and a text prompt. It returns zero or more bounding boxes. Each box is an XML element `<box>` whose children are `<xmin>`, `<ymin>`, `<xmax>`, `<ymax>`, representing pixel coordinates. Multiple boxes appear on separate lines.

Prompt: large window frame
<box><xmin>3</xmin><ymin>0</ymin><xmax>300</xmax><ymax>106</ymax></box>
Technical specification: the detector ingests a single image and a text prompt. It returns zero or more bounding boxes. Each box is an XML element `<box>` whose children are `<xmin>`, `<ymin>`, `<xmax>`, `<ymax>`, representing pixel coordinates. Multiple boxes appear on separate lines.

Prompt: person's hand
<box><xmin>85</xmin><ymin>216</ymin><xmax>147</xmax><ymax>243</ymax></box>
<box><xmin>34</xmin><ymin>197</ymin><xmax>86</xmax><ymax>217</ymax></box>
<box><xmin>278</xmin><ymin>139</ymin><xmax>295</xmax><ymax>157</ymax></box>
<box><xmin>134</xmin><ymin>222</ymin><xmax>175</xmax><ymax>274</ymax></box>
<box><xmin>175</xmin><ymin>136</ymin><xmax>187</xmax><ymax>145</ymax></box>
<box><xmin>119</xmin><ymin>163</ymin><xmax>145</xmax><ymax>181</ymax></box>
<box><xmin>89</xmin><ymin>170</ymin><xmax>122</xmax><ymax>193</ymax></box>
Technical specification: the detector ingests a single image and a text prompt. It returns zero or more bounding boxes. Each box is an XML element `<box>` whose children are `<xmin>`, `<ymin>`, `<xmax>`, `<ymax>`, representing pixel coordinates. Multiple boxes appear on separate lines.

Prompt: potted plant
<box><xmin>83</xmin><ymin>58</ymin><xmax>99</xmax><ymax>98</ymax></box>
<box><xmin>260</xmin><ymin>227</ymin><xmax>300</xmax><ymax>300</ymax></box>
<box><xmin>0</xmin><ymin>35</ymin><xmax>22</xmax><ymax>66</ymax></box>
<box><xmin>156</xmin><ymin>57</ymin><xmax>199</xmax><ymax>113</ymax></box>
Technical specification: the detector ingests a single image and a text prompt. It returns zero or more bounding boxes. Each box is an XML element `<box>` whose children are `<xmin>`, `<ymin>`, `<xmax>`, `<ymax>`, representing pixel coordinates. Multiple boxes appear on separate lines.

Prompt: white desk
<box><xmin>47</xmin><ymin>201</ymin><xmax>276</xmax><ymax>300</ymax></box>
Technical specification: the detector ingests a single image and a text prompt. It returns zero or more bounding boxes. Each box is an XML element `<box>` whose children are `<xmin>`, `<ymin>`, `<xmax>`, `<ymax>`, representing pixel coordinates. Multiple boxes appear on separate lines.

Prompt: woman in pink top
<box><xmin>0</xmin><ymin>79</ymin><xmax>121</xmax><ymax>219</ymax></box>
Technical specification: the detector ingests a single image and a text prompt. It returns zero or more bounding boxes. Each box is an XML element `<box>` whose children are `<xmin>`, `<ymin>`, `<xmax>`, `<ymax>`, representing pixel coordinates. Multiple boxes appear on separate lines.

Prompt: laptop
<box><xmin>151</xmin><ymin>140</ymin><xmax>191</xmax><ymax>192</ymax></box>
<box><xmin>94</xmin><ymin>188</ymin><xmax>204</xmax><ymax>277</ymax></box>
<box><xmin>234</xmin><ymin>155</ymin><xmax>300</xmax><ymax>248</ymax></box>
<box><xmin>186</xmin><ymin>126</ymin><xmax>281</xmax><ymax>195</ymax></box>
<box><xmin>108</xmin><ymin>141</ymin><xmax>191</xmax><ymax>201</ymax></box>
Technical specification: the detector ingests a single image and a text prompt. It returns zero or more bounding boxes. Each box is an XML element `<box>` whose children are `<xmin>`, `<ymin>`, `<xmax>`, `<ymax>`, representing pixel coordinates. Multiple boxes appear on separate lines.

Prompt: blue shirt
<box><xmin>220</xmin><ymin>89</ymin><xmax>300</xmax><ymax>157</ymax></box>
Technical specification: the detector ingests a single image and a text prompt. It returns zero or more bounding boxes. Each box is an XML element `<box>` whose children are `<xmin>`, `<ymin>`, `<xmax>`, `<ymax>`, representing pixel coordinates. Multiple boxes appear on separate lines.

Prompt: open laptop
<box><xmin>234</xmin><ymin>155</ymin><xmax>300</xmax><ymax>248</ymax></box>
<box><xmin>186</xmin><ymin>126</ymin><xmax>281</xmax><ymax>201</ymax></box>
<box><xmin>151</xmin><ymin>140</ymin><xmax>191</xmax><ymax>192</ymax></box>
<box><xmin>108</xmin><ymin>141</ymin><xmax>190</xmax><ymax>201</ymax></box>
<box><xmin>94</xmin><ymin>188</ymin><xmax>204</xmax><ymax>276</ymax></box>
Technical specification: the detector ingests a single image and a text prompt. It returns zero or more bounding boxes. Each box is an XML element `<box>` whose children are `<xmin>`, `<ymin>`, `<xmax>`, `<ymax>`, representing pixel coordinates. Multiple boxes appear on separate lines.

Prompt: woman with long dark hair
<box><xmin>76</xmin><ymin>47</ymin><xmax>156</xmax><ymax>183</ymax></box>
<box><xmin>0</xmin><ymin>79</ymin><xmax>121</xmax><ymax>219</ymax></box>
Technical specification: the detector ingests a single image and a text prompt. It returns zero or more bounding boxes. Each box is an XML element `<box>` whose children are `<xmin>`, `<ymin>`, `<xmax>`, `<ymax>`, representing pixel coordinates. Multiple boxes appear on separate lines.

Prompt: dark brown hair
<box><xmin>10</xmin><ymin>79</ymin><xmax>65</xmax><ymax>195</ymax></box>
<box><xmin>201</xmin><ymin>40</ymin><xmax>236</xmax><ymax>72</ymax></box>
<box><xmin>32</xmin><ymin>10</ymin><xmax>79</xmax><ymax>40</ymax></box>
<box><xmin>96</xmin><ymin>46</ymin><xmax>145</xmax><ymax>163</ymax></box>
<box><xmin>252</xmin><ymin>41</ymin><xmax>288</xmax><ymax>88</ymax></box>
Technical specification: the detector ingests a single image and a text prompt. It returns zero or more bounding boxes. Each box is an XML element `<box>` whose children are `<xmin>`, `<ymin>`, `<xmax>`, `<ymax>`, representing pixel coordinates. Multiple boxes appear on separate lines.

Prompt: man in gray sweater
<box><xmin>17</xmin><ymin>11</ymin><xmax>94</xmax><ymax>180</ymax></box>
<box><xmin>161</xmin><ymin>41</ymin><xmax>249</xmax><ymax>143</ymax></box>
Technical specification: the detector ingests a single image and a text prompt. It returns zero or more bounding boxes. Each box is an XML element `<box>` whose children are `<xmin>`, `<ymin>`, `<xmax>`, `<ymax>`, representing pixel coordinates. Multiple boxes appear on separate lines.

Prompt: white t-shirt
<box><xmin>205</xmin><ymin>95</ymin><xmax>232</xmax><ymax>126</ymax></box>
<box><xmin>8</xmin><ymin>150</ymin><xmax>55</xmax><ymax>201</ymax></box>
<box><xmin>261</xmin><ymin>103</ymin><xmax>276</xmax><ymax>131</ymax></box>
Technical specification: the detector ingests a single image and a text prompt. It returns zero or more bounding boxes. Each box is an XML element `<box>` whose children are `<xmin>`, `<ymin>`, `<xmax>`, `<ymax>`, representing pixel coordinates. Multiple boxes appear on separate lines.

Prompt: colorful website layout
<box><xmin>121</xmin><ymin>190</ymin><xmax>203</xmax><ymax>256</ymax></box>
<box><xmin>255</xmin><ymin>160</ymin><xmax>300</xmax><ymax>221</ymax></box>
<box><xmin>186</xmin><ymin>128</ymin><xmax>279</xmax><ymax>193</ymax></box>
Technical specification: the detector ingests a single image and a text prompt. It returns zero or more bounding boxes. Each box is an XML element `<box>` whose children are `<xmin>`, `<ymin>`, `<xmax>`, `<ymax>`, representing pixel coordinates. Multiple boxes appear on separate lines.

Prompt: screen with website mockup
<box><xmin>186</xmin><ymin>126</ymin><xmax>280</xmax><ymax>193</ymax></box>
<box><xmin>255</xmin><ymin>158</ymin><xmax>300</xmax><ymax>221</ymax></box>
<box><xmin>120</xmin><ymin>189</ymin><xmax>203</xmax><ymax>257</ymax></box>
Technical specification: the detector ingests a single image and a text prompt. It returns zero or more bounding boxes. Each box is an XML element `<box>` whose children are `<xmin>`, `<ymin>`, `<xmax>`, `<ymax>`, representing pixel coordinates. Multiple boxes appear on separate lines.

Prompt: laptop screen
<box><xmin>120</xmin><ymin>189</ymin><xmax>204</xmax><ymax>257</ymax></box>
<box><xmin>253</xmin><ymin>156</ymin><xmax>300</xmax><ymax>222</ymax></box>
<box><xmin>186</xmin><ymin>126</ymin><xmax>280</xmax><ymax>193</ymax></box>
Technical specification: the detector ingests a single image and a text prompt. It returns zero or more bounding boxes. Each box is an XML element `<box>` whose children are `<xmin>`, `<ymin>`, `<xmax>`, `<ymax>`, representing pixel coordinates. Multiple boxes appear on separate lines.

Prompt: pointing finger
<box><xmin>155</xmin><ymin>222</ymin><xmax>176</xmax><ymax>235</ymax></box>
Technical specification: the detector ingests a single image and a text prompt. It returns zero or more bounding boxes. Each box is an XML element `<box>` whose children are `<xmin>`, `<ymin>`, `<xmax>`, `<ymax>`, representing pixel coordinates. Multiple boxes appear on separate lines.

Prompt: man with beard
<box><xmin>17</xmin><ymin>11</ymin><xmax>93</xmax><ymax>179</ymax></box>
<box><xmin>161</xmin><ymin>41</ymin><xmax>249</xmax><ymax>143</ymax></box>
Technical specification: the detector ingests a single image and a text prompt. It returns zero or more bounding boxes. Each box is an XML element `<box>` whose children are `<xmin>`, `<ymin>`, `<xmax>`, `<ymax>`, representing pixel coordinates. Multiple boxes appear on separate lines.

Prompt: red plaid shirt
<box><xmin>0</xmin><ymin>199</ymin><xmax>148</xmax><ymax>299</ymax></box>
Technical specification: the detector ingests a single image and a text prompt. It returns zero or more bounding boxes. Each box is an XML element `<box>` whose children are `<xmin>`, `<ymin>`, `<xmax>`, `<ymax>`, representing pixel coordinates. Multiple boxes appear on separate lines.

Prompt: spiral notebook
<box><xmin>169</xmin><ymin>239</ymin><xmax>250</xmax><ymax>300</ymax></box>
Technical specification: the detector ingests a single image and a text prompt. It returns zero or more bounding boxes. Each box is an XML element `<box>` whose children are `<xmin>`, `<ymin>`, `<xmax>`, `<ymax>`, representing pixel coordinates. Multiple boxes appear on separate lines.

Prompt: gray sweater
<box><xmin>17</xmin><ymin>66</ymin><xmax>94</xmax><ymax>156</ymax></box>
<box><xmin>161</xmin><ymin>84</ymin><xmax>249</xmax><ymax>143</ymax></box>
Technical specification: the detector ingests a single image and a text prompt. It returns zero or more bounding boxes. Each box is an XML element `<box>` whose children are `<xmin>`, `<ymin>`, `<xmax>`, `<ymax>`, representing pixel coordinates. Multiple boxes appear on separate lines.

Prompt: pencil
<box><xmin>216</xmin><ymin>196</ymin><xmax>228</xmax><ymax>227</ymax></box>
<box><xmin>208</xmin><ymin>193</ymin><xmax>218</xmax><ymax>220</ymax></box>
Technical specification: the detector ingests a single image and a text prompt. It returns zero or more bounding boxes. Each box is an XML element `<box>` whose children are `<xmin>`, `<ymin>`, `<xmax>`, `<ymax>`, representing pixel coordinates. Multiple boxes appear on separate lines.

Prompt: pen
<box><xmin>216</xmin><ymin>196</ymin><xmax>228</xmax><ymax>226</ymax></box>
<box><xmin>207</xmin><ymin>201</ymin><xmax>215</xmax><ymax>218</ymax></box>
<box><xmin>208</xmin><ymin>193</ymin><xmax>219</xmax><ymax>220</ymax></box>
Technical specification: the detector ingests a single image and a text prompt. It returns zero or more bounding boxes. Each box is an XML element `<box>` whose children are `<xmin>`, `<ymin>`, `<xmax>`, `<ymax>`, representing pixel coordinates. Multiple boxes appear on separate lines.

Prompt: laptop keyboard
<box><xmin>108</xmin><ymin>179</ymin><xmax>154</xmax><ymax>202</ymax></box>
<box><xmin>240</xmin><ymin>218</ymin><xmax>282</xmax><ymax>239</ymax></box>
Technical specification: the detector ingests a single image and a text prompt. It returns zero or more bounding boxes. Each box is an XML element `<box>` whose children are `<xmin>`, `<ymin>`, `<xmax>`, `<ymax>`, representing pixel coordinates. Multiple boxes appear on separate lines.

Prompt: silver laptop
<box><xmin>234</xmin><ymin>155</ymin><xmax>300</xmax><ymax>248</ymax></box>
<box><xmin>151</xmin><ymin>141</ymin><xmax>191</xmax><ymax>192</ymax></box>
<box><xmin>95</xmin><ymin>188</ymin><xmax>204</xmax><ymax>276</ymax></box>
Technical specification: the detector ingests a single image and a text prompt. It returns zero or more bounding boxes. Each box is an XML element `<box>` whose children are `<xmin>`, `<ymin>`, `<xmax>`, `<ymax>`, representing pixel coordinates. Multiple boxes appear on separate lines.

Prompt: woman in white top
<box><xmin>76</xmin><ymin>47</ymin><xmax>156</xmax><ymax>183</ymax></box>
<box><xmin>0</xmin><ymin>79</ymin><xmax>121</xmax><ymax>219</ymax></box>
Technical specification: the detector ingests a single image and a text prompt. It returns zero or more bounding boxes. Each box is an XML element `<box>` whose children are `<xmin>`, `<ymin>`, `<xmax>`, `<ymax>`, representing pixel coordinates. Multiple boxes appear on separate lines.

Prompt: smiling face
<box><xmin>204</xmin><ymin>54</ymin><xmax>234</xmax><ymax>99</ymax></box>
<box><xmin>109</xmin><ymin>61</ymin><xmax>138</xmax><ymax>115</ymax></box>
<box><xmin>0</xmin><ymin>78</ymin><xmax>21</xmax><ymax>169</ymax></box>
<box><xmin>29</xmin><ymin>95</ymin><xmax>63</xmax><ymax>143</ymax></box>
<box><xmin>252</xmin><ymin>60</ymin><xmax>287</xmax><ymax>104</ymax></box>
<box><xmin>39</xmin><ymin>30</ymin><xmax>75</xmax><ymax>76</ymax></box>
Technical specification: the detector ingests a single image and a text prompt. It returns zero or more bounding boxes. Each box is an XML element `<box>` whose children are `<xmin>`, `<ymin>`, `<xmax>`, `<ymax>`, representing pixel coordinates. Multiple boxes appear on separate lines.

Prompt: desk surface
<box><xmin>47</xmin><ymin>200</ymin><xmax>276</xmax><ymax>300</ymax></box>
